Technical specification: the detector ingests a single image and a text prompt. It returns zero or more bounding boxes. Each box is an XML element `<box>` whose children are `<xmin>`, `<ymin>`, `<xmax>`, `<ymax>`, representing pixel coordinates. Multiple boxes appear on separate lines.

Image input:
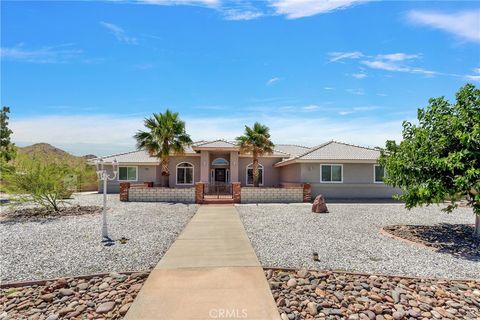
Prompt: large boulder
<box><xmin>312</xmin><ymin>194</ymin><xmax>328</xmax><ymax>213</ymax></box>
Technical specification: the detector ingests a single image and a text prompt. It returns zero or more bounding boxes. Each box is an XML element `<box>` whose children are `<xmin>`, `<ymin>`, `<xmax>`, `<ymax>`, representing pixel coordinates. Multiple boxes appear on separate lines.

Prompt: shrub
<box><xmin>4</xmin><ymin>156</ymin><xmax>77</xmax><ymax>212</ymax></box>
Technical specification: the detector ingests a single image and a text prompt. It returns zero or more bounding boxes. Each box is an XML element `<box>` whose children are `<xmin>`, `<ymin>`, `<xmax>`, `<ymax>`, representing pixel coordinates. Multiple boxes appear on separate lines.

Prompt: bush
<box><xmin>3</xmin><ymin>157</ymin><xmax>78</xmax><ymax>212</ymax></box>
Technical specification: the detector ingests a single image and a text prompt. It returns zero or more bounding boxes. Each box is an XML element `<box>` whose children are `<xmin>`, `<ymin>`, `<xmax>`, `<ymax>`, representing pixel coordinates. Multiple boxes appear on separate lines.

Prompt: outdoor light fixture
<box><xmin>96</xmin><ymin>158</ymin><xmax>118</xmax><ymax>244</ymax></box>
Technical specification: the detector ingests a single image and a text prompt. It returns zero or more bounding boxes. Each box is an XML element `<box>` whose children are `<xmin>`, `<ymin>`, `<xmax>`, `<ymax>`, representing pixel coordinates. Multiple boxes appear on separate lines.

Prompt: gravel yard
<box><xmin>237</xmin><ymin>203</ymin><xmax>479</xmax><ymax>279</ymax></box>
<box><xmin>0</xmin><ymin>194</ymin><xmax>197</xmax><ymax>282</ymax></box>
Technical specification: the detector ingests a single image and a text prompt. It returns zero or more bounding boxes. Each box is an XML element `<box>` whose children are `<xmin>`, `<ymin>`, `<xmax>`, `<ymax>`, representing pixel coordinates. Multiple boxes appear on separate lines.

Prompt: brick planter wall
<box><xmin>128</xmin><ymin>187</ymin><xmax>195</xmax><ymax>203</ymax></box>
<box><xmin>240</xmin><ymin>186</ymin><xmax>305</xmax><ymax>203</ymax></box>
<box><xmin>119</xmin><ymin>182</ymin><xmax>130</xmax><ymax>202</ymax></box>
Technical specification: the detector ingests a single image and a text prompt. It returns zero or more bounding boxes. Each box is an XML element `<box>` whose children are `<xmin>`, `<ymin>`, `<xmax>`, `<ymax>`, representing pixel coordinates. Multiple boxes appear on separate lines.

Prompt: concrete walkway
<box><xmin>124</xmin><ymin>205</ymin><xmax>280</xmax><ymax>320</ymax></box>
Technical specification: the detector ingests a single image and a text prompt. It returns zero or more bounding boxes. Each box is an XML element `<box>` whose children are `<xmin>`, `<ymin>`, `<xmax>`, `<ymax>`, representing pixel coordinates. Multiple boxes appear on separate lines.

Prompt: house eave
<box><xmin>274</xmin><ymin>158</ymin><xmax>379</xmax><ymax>167</ymax></box>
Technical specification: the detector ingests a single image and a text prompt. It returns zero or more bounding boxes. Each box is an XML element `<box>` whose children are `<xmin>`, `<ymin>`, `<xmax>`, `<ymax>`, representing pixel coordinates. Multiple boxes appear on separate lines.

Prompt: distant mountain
<box><xmin>17</xmin><ymin>143</ymin><xmax>98</xmax><ymax>191</ymax></box>
<box><xmin>18</xmin><ymin>143</ymin><xmax>97</xmax><ymax>164</ymax></box>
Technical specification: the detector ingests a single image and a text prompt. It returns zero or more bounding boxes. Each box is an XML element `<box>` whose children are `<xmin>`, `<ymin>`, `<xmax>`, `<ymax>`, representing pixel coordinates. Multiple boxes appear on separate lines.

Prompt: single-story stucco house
<box><xmin>94</xmin><ymin>139</ymin><xmax>400</xmax><ymax>200</ymax></box>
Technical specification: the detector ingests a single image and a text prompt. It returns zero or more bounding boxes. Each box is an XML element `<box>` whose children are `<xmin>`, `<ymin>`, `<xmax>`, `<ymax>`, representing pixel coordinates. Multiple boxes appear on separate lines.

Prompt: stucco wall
<box><xmin>129</xmin><ymin>187</ymin><xmax>195</xmax><ymax>203</ymax></box>
<box><xmin>300</xmin><ymin>163</ymin><xmax>400</xmax><ymax>198</ymax></box>
<box><xmin>310</xmin><ymin>183</ymin><xmax>401</xmax><ymax>199</ymax></box>
<box><xmin>99</xmin><ymin>164</ymin><xmax>158</xmax><ymax>193</ymax></box>
<box><xmin>241</xmin><ymin>187</ymin><xmax>303</xmax><ymax>203</ymax></box>
<box><xmin>238</xmin><ymin>157</ymin><xmax>283</xmax><ymax>187</ymax></box>
<box><xmin>280</xmin><ymin>163</ymin><xmax>301</xmax><ymax>183</ymax></box>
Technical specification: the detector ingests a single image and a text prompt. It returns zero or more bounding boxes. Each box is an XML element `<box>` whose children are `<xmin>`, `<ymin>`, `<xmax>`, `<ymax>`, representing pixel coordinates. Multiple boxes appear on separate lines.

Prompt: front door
<box><xmin>214</xmin><ymin>168</ymin><xmax>226</xmax><ymax>183</ymax></box>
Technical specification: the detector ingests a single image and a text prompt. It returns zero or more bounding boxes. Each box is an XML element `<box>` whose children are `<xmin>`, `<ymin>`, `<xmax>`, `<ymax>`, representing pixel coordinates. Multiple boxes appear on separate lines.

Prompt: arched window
<box><xmin>246</xmin><ymin>163</ymin><xmax>264</xmax><ymax>186</ymax></box>
<box><xmin>211</xmin><ymin>158</ymin><xmax>229</xmax><ymax>166</ymax></box>
<box><xmin>176</xmin><ymin>162</ymin><xmax>194</xmax><ymax>185</ymax></box>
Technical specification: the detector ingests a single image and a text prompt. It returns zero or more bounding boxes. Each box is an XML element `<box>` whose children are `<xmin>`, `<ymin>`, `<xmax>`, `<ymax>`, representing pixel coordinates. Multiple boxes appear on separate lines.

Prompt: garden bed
<box><xmin>0</xmin><ymin>194</ymin><xmax>197</xmax><ymax>282</ymax></box>
<box><xmin>267</xmin><ymin>268</ymin><xmax>480</xmax><ymax>319</ymax></box>
<box><xmin>0</xmin><ymin>205</ymin><xmax>102</xmax><ymax>223</ymax></box>
<box><xmin>382</xmin><ymin>224</ymin><xmax>480</xmax><ymax>261</ymax></box>
<box><xmin>237</xmin><ymin>203</ymin><xmax>480</xmax><ymax>278</ymax></box>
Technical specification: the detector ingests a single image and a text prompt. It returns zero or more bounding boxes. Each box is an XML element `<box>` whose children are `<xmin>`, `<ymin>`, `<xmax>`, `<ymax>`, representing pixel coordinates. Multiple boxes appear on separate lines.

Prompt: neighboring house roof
<box><xmin>274</xmin><ymin>141</ymin><xmax>381</xmax><ymax>167</ymax></box>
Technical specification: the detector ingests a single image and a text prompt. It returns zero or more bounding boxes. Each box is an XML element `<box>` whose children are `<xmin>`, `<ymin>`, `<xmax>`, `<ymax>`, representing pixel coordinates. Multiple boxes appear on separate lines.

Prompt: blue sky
<box><xmin>2</xmin><ymin>0</ymin><xmax>479</xmax><ymax>156</ymax></box>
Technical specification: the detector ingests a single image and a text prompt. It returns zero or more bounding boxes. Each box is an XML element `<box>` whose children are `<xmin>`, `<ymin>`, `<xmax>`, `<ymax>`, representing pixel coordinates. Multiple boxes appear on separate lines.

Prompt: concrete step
<box><xmin>202</xmin><ymin>198</ymin><xmax>234</xmax><ymax>204</ymax></box>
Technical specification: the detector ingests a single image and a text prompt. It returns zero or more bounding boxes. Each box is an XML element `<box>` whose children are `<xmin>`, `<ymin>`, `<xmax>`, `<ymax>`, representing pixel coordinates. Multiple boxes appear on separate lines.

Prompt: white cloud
<box><xmin>271</xmin><ymin>0</ymin><xmax>369</xmax><ymax>19</ymax></box>
<box><xmin>465</xmin><ymin>68</ymin><xmax>480</xmax><ymax>82</ymax></box>
<box><xmin>266</xmin><ymin>77</ymin><xmax>282</xmax><ymax>86</ymax></box>
<box><xmin>11</xmin><ymin>113</ymin><xmax>403</xmax><ymax>155</ymax></box>
<box><xmin>351</xmin><ymin>72</ymin><xmax>367</xmax><ymax>79</ymax></box>
<box><xmin>361</xmin><ymin>59</ymin><xmax>437</xmax><ymax>76</ymax></box>
<box><xmin>407</xmin><ymin>10</ymin><xmax>480</xmax><ymax>43</ymax></box>
<box><xmin>328</xmin><ymin>51</ymin><xmax>363</xmax><ymax>62</ymax></box>
<box><xmin>0</xmin><ymin>44</ymin><xmax>82</xmax><ymax>63</ymax></box>
<box><xmin>375</xmin><ymin>53</ymin><xmax>421</xmax><ymax>61</ymax></box>
<box><xmin>302</xmin><ymin>105</ymin><xmax>321</xmax><ymax>112</ymax></box>
<box><xmin>323</xmin><ymin>87</ymin><xmax>334</xmax><ymax>90</ymax></box>
<box><xmin>328</xmin><ymin>50</ymin><xmax>478</xmax><ymax>81</ymax></box>
<box><xmin>223</xmin><ymin>9</ymin><xmax>263</xmax><ymax>20</ymax></box>
<box><xmin>346</xmin><ymin>88</ymin><xmax>365</xmax><ymax>95</ymax></box>
<box><xmin>100</xmin><ymin>21</ymin><xmax>138</xmax><ymax>45</ymax></box>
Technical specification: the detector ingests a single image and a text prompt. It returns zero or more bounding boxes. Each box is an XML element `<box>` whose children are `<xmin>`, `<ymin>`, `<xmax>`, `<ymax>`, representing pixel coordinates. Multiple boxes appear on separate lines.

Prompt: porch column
<box><xmin>230</xmin><ymin>151</ymin><xmax>239</xmax><ymax>182</ymax></box>
<box><xmin>200</xmin><ymin>150</ymin><xmax>210</xmax><ymax>182</ymax></box>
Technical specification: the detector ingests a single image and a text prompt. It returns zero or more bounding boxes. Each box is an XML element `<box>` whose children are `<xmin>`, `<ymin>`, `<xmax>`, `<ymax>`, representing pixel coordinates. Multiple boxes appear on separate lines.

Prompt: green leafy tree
<box><xmin>379</xmin><ymin>84</ymin><xmax>480</xmax><ymax>236</ymax></box>
<box><xmin>0</xmin><ymin>106</ymin><xmax>16</xmax><ymax>163</ymax></box>
<box><xmin>236</xmin><ymin>122</ymin><xmax>275</xmax><ymax>187</ymax></box>
<box><xmin>4</xmin><ymin>155</ymin><xmax>76</xmax><ymax>212</ymax></box>
<box><xmin>134</xmin><ymin>110</ymin><xmax>192</xmax><ymax>187</ymax></box>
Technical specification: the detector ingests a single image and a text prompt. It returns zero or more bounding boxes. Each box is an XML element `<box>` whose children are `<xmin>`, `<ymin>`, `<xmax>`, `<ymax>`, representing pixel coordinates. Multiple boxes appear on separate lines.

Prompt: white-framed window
<box><xmin>118</xmin><ymin>166</ymin><xmax>138</xmax><ymax>181</ymax></box>
<box><xmin>176</xmin><ymin>162</ymin><xmax>194</xmax><ymax>185</ymax></box>
<box><xmin>246</xmin><ymin>163</ymin><xmax>264</xmax><ymax>186</ymax></box>
<box><xmin>374</xmin><ymin>164</ymin><xmax>385</xmax><ymax>183</ymax></box>
<box><xmin>320</xmin><ymin>164</ymin><xmax>343</xmax><ymax>183</ymax></box>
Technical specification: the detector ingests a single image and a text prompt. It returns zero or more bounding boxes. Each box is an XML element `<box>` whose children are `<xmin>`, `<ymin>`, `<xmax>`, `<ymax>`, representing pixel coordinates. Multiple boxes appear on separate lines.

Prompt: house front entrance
<box><xmin>214</xmin><ymin>168</ymin><xmax>226</xmax><ymax>183</ymax></box>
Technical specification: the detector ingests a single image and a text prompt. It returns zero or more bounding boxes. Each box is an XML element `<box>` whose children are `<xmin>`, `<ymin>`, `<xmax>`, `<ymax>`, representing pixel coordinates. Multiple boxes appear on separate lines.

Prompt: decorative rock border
<box><xmin>0</xmin><ymin>271</ymin><xmax>149</xmax><ymax>319</ymax></box>
<box><xmin>266</xmin><ymin>268</ymin><xmax>480</xmax><ymax>320</ymax></box>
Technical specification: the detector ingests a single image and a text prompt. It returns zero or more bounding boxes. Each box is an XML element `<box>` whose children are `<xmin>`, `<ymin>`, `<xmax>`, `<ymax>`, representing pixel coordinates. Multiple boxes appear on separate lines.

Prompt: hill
<box><xmin>17</xmin><ymin>143</ymin><xmax>98</xmax><ymax>191</ymax></box>
<box><xmin>18</xmin><ymin>143</ymin><xmax>97</xmax><ymax>165</ymax></box>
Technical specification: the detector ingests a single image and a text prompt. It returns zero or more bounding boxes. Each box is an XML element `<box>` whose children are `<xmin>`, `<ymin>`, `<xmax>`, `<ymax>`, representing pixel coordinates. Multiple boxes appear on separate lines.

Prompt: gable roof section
<box><xmin>274</xmin><ymin>144</ymin><xmax>310</xmax><ymax>158</ymax></box>
<box><xmin>274</xmin><ymin>141</ymin><xmax>380</xmax><ymax>167</ymax></box>
<box><xmin>91</xmin><ymin>150</ymin><xmax>158</xmax><ymax>164</ymax></box>
<box><xmin>192</xmin><ymin>139</ymin><xmax>237</xmax><ymax>149</ymax></box>
<box><xmin>91</xmin><ymin>143</ymin><xmax>200</xmax><ymax>164</ymax></box>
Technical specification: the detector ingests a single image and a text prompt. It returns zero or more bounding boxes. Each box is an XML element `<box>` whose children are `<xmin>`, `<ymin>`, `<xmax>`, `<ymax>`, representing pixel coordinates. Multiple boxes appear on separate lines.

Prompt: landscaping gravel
<box><xmin>237</xmin><ymin>203</ymin><xmax>480</xmax><ymax>279</ymax></box>
<box><xmin>0</xmin><ymin>194</ymin><xmax>197</xmax><ymax>282</ymax></box>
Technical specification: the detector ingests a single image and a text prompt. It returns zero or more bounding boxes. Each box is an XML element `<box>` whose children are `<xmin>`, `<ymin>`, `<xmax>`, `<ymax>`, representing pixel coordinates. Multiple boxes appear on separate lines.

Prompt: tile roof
<box><xmin>192</xmin><ymin>139</ymin><xmax>237</xmax><ymax>149</ymax></box>
<box><xmin>92</xmin><ymin>140</ymin><xmax>378</xmax><ymax>165</ymax></box>
<box><xmin>291</xmin><ymin>141</ymin><xmax>380</xmax><ymax>161</ymax></box>
<box><xmin>274</xmin><ymin>144</ymin><xmax>310</xmax><ymax>157</ymax></box>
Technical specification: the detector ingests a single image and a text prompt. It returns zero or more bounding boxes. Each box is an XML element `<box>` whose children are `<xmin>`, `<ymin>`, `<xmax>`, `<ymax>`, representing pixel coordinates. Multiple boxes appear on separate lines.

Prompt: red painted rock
<box><xmin>312</xmin><ymin>195</ymin><xmax>329</xmax><ymax>213</ymax></box>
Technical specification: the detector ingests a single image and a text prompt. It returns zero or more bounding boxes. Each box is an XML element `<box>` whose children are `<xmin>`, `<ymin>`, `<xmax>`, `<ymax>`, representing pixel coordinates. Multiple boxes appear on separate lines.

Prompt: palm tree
<box><xmin>134</xmin><ymin>110</ymin><xmax>192</xmax><ymax>187</ymax></box>
<box><xmin>236</xmin><ymin>122</ymin><xmax>274</xmax><ymax>187</ymax></box>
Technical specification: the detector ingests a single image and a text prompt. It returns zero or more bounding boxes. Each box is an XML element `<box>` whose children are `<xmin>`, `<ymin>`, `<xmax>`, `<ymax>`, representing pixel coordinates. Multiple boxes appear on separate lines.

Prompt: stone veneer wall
<box><xmin>128</xmin><ymin>187</ymin><xmax>195</xmax><ymax>203</ymax></box>
<box><xmin>240</xmin><ymin>187</ymin><xmax>304</xmax><ymax>204</ymax></box>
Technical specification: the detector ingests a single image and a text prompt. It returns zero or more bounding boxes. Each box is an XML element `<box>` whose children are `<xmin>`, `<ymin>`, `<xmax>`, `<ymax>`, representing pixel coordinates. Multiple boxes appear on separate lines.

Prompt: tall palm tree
<box><xmin>236</xmin><ymin>122</ymin><xmax>274</xmax><ymax>187</ymax></box>
<box><xmin>134</xmin><ymin>110</ymin><xmax>192</xmax><ymax>187</ymax></box>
